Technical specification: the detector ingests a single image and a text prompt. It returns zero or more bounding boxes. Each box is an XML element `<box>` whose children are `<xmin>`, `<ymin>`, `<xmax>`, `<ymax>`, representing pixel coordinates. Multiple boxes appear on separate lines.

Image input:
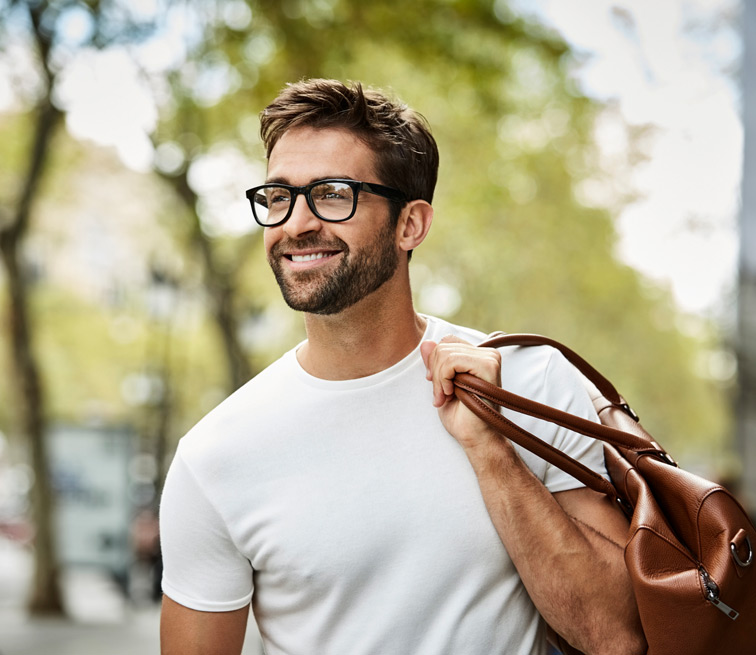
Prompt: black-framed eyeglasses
<box><xmin>245</xmin><ymin>178</ymin><xmax>406</xmax><ymax>227</ymax></box>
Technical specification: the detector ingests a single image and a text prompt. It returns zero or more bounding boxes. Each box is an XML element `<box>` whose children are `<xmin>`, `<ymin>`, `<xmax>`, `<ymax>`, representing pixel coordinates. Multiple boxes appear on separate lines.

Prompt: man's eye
<box><xmin>269</xmin><ymin>193</ymin><xmax>290</xmax><ymax>205</ymax></box>
<box><xmin>314</xmin><ymin>184</ymin><xmax>352</xmax><ymax>201</ymax></box>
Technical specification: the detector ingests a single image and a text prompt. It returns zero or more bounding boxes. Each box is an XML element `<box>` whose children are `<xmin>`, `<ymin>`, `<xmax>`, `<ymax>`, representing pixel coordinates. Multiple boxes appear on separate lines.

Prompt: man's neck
<box><xmin>297</xmin><ymin>283</ymin><xmax>427</xmax><ymax>381</ymax></box>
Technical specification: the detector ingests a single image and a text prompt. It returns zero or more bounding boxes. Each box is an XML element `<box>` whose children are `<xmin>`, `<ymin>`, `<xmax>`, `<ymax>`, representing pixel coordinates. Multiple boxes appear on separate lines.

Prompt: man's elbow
<box><xmin>583</xmin><ymin>618</ymin><xmax>647</xmax><ymax>655</ymax></box>
<box><xmin>600</xmin><ymin>628</ymin><xmax>646</xmax><ymax>655</ymax></box>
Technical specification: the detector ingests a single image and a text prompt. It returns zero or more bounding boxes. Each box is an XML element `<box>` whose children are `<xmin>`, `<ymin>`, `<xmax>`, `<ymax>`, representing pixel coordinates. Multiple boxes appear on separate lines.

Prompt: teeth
<box><xmin>291</xmin><ymin>253</ymin><xmax>328</xmax><ymax>262</ymax></box>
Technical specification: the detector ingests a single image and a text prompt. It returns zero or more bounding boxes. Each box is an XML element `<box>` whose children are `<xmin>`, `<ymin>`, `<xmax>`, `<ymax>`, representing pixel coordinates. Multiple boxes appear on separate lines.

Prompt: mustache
<box><xmin>269</xmin><ymin>236</ymin><xmax>349</xmax><ymax>257</ymax></box>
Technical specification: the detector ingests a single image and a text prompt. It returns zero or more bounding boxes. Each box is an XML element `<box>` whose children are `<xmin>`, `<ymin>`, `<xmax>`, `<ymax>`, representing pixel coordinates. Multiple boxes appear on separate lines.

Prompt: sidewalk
<box><xmin>0</xmin><ymin>537</ymin><xmax>263</xmax><ymax>655</ymax></box>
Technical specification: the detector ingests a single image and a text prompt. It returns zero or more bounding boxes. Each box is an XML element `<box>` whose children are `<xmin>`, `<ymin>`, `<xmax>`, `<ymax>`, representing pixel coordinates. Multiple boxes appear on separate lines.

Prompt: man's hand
<box><xmin>420</xmin><ymin>335</ymin><xmax>504</xmax><ymax>451</ymax></box>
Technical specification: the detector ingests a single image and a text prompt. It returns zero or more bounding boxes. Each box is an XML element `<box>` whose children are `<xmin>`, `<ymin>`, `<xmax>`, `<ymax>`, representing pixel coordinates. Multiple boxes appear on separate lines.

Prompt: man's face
<box><xmin>263</xmin><ymin>127</ymin><xmax>400</xmax><ymax>315</ymax></box>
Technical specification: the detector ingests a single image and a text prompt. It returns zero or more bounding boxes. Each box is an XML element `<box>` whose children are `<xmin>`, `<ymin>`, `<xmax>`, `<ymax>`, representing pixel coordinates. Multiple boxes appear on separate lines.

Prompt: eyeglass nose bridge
<box><xmin>285</xmin><ymin>186</ymin><xmax>324</xmax><ymax>227</ymax></box>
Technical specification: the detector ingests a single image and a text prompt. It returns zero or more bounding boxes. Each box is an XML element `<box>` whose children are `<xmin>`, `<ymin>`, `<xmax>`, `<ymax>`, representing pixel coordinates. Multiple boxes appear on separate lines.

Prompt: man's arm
<box><xmin>473</xmin><ymin>454</ymin><xmax>644</xmax><ymax>654</ymax></box>
<box><xmin>420</xmin><ymin>336</ymin><xmax>646</xmax><ymax>655</ymax></box>
<box><xmin>160</xmin><ymin>596</ymin><xmax>250</xmax><ymax>655</ymax></box>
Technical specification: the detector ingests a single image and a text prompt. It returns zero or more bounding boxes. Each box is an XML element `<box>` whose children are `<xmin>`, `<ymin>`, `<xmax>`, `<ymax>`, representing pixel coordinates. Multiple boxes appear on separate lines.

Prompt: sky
<box><xmin>511</xmin><ymin>0</ymin><xmax>743</xmax><ymax>319</ymax></box>
<box><xmin>0</xmin><ymin>0</ymin><xmax>744</xmax><ymax>319</ymax></box>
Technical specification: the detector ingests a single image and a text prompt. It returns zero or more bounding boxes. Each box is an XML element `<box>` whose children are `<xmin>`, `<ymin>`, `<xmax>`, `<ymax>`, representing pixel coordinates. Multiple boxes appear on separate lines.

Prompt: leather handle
<box><xmin>451</xmin><ymin>333</ymin><xmax>669</xmax><ymax>496</ymax></box>
<box><xmin>479</xmin><ymin>333</ymin><xmax>625</xmax><ymax>407</ymax></box>
<box><xmin>454</xmin><ymin>372</ymin><xmax>651</xmax><ymax>453</ymax></box>
<box><xmin>454</xmin><ymin>384</ymin><xmax>617</xmax><ymax>497</ymax></box>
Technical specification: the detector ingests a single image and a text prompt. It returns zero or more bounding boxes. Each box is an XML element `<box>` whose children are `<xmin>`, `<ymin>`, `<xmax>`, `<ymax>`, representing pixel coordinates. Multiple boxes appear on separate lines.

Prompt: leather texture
<box><xmin>453</xmin><ymin>333</ymin><xmax>756</xmax><ymax>655</ymax></box>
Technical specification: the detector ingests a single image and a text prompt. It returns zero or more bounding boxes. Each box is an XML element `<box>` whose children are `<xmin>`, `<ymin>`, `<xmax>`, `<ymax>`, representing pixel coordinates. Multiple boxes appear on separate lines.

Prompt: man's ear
<box><xmin>396</xmin><ymin>200</ymin><xmax>434</xmax><ymax>254</ymax></box>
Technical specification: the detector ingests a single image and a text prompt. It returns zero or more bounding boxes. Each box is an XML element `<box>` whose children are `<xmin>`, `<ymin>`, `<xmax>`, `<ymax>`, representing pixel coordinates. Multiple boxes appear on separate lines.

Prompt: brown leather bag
<box><xmin>453</xmin><ymin>333</ymin><xmax>756</xmax><ymax>655</ymax></box>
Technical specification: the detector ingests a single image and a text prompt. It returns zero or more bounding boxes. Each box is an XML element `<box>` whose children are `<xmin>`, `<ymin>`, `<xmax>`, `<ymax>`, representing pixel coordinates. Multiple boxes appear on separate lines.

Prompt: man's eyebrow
<box><xmin>263</xmin><ymin>175</ymin><xmax>358</xmax><ymax>185</ymax></box>
<box><xmin>264</xmin><ymin>176</ymin><xmax>289</xmax><ymax>185</ymax></box>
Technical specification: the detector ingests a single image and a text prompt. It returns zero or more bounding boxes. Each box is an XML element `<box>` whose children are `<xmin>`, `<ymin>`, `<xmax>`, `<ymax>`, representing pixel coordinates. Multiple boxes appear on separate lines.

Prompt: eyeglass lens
<box><xmin>254</xmin><ymin>181</ymin><xmax>356</xmax><ymax>225</ymax></box>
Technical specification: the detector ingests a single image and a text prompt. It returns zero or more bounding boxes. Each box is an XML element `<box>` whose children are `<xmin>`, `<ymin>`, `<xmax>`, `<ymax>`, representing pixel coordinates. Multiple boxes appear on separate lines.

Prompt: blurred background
<box><xmin>0</xmin><ymin>0</ymin><xmax>753</xmax><ymax>652</ymax></box>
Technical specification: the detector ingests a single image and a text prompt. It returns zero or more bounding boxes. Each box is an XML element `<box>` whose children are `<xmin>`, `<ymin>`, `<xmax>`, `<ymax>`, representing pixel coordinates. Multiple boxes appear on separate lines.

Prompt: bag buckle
<box><xmin>619</xmin><ymin>402</ymin><xmax>639</xmax><ymax>422</ymax></box>
<box><xmin>615</xmin><ymin>496</ymin><xmax>633</xmax><ymax>518</ymax></box>
<box><xmin>731</xmin><ymin>533</ymin><xmax>753</xmax><ymax>568</ymax></box>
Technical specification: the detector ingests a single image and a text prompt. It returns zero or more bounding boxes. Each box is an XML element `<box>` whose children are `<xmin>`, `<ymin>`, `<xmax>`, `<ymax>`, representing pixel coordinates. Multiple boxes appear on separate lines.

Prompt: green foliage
<box><xmin>0</xmin><ymin>0</ymin><xmax>735</xmax><ymax>475</ymax></box>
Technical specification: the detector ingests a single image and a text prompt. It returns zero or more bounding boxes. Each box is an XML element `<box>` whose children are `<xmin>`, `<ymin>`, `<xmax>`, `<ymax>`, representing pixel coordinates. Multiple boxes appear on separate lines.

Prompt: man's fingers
<box><xmin>421</xmin><ymin>337</ymin><xmax>501</xmax><ymax>408</ymax></box>
<box><xmin>420</xmin><ymin>340</ymin><xmax>437</xmax><ymax>380</ymax></box>
<box><xmin>438</xmin><ymin>335</ymin><xmax>467</xmax><ymax>345</ymax></box>
<box><xmin>420</xmin><ymin>341</ymin><xmax>446</xmax><ymax>408</ymax></box>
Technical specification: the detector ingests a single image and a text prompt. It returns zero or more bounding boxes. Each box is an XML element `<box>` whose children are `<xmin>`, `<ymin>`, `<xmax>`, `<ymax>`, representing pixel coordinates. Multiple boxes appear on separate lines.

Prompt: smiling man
<box><xmin>263</xmin><ymin>130</ymin><xmax>403</xmax><ymax>316</ymax></box>
<box><xmin>159</xmin><ymin>79</ymin><xmax>645</xmax><ymax>655</ymax></box>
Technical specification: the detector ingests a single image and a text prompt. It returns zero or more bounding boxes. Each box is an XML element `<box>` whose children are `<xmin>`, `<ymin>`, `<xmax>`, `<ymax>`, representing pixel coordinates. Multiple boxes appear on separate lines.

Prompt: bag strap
<box><xmin>453</xmin><ymin>383</ymin><xmax>618</xmax><ymax>496</ymax></box>
<box><xmin>480</xmin><ymin>333</ymin><xmax>628</xmax><ymax>408</ymax></box>
<box><xmin>452</xmin><ymin>333</ymin><xmax>670</xmax><ymax>497</ymax></box>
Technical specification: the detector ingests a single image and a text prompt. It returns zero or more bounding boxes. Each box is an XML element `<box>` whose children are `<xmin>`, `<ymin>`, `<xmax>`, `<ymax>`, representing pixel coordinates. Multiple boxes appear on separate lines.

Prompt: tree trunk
<box><xmin>161</xmin><ymin>168</ymin><xmax>254</xmax><ymax>390</ymax></box>
<box><xmin>0</xmin><ymin>93</ymin><xmax>65</xmax><ymax>613</ymax></box>
<box><xmin>0</xmin><ymin>241</ymin><xmax>64</xmax><ymax>614</ymax></box>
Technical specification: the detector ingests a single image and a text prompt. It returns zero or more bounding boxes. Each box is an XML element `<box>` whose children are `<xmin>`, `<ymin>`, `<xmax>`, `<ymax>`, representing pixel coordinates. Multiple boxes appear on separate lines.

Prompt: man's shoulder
<box><xmin>428</xmin><ymin>316</ymin><xmax>563</xmax><ymax>380</ymax></box>
<box><xmin>424</xmin><ymin>315</ymin><xmax>489</xmax><ymax>344</ymax></box>
<box><xmin>495</xmin><ymin>339</ymin><xmax>595</xmax><ymax>424</ymax></box>
<box><xmin>177</xmin><ymin>346</ymin><xmax>299</xmax><ymax>456</ymax></box>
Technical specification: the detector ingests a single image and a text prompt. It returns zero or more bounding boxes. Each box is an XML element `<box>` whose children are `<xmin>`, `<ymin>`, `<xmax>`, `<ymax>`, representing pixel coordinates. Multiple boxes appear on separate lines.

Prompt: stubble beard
<box><xmin>267</xmin><ymin>219</ymin><xmax>400</xmax><ymax>316</ymax></box>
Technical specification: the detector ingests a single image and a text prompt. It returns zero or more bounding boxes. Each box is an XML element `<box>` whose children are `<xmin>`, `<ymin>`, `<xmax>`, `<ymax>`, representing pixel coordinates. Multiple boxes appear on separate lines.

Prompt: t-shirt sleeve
<box><xmin>507</xmin><ymin>347</ymin><xmax>608</xmax><ymax>494</ymax></box>
<box><xmin>160</xmin><ymin>446</ymin><xmax>254</xmax><ymax>611</ymax></box>
<box><xmin>541</xmin><ymin>349</ymin><xmax>608</xmax><ymax>492</ymax></box>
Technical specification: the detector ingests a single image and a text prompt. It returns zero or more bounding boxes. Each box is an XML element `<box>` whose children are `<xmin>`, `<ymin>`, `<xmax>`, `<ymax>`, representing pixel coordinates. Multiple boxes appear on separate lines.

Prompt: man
<box><xmin>160</xmin><ymin>79</ymin><xmax>645</xmax><ymax>655</ymax></box>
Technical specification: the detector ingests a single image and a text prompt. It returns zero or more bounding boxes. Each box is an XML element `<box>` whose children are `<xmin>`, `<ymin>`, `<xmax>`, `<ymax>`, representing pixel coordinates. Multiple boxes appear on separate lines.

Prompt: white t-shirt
<box><xmin>160</xmin><ymin>316</ymin><xmax>606</xmax><ymax>655</ymax></box>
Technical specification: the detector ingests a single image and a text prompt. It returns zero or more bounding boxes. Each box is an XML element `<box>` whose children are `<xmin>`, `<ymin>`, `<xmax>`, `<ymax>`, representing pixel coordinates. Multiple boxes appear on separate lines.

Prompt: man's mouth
<box><xmin>270</xmin><ymin>238</ymin><xmax>348</xmax><ymax>270</ymax></box>
<box><xmin>289</xmin><ymin>252</ymin><xmax>331</xmax><ymax>263</ymax></box>
<box><xmin>280</xmin><ymin>248</ymin><xmax>343</xmax><ymax>269</ymax></box>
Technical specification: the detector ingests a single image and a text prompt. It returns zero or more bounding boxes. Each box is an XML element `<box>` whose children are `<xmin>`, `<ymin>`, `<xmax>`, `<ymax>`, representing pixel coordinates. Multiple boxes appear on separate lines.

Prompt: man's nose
<box><xmin>283</xmin><ymin>194</ymin><xmax>321</xmax><ymax>239</ymax></box>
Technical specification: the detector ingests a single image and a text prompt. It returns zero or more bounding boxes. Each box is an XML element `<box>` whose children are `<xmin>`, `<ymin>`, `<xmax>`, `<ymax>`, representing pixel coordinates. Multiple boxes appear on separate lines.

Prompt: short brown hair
<box><xmin>260</xmin><ymin>79</ymin><xmax>439</xmax><ymax>214</ymax></box>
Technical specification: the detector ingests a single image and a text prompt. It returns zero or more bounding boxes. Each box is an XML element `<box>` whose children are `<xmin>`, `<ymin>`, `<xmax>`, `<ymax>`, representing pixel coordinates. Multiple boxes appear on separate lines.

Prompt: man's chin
<box><xmin>282</xmin><ymin>296</ymin><xmax>347</xmax><ymax>316</ymax></box>
<box><xmin>275</xmin><ymin>280</ymin><xmax>343</xmax><ymax>315</ymax></box>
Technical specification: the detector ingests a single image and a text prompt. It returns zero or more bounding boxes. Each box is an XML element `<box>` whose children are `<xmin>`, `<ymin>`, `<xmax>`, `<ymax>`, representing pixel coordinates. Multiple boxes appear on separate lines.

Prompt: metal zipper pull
<box><xmin>709</xmin><ymin>596</ymin><xmax>740</xmax><ymax>620</ymax></box>
<box><xmin>700</xmin><ymin>567</ymin><xmax>740</xmax><ymax>620</ymax></box>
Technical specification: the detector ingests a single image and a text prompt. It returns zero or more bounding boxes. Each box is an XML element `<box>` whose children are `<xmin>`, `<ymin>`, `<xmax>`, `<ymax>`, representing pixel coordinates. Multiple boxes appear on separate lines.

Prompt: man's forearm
<box><xmin>464</xmin><ymin>438</ymin><xmax>646</xmax><ymax>655</ymax></box>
